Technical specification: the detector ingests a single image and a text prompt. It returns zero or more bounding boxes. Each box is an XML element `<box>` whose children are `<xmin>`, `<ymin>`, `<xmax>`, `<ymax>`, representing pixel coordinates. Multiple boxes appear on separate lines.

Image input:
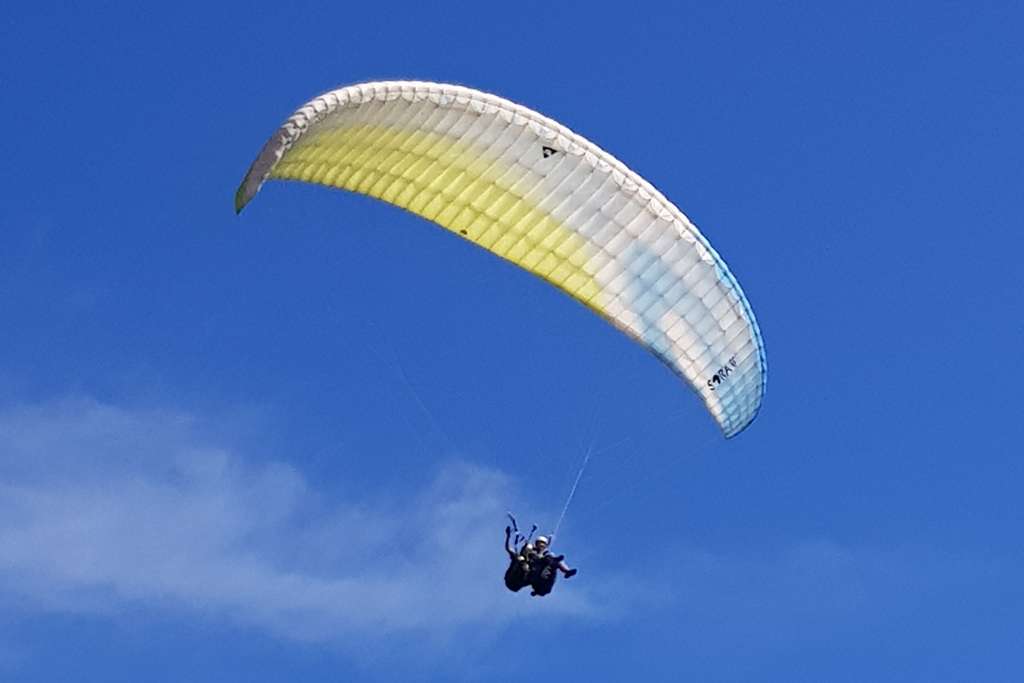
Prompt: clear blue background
<box><xmin>2</xmin><ymin>2</ymin><xmax>1022</xmax><ymax>681</ymax></box>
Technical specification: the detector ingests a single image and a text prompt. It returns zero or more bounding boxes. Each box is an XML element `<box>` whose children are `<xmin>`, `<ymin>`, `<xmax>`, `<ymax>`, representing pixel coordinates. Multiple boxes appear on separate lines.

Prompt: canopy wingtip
<box><xmin>234</xmin><ymin>180</ymin><xmax>253</xmax><ymax>215</ymax></box>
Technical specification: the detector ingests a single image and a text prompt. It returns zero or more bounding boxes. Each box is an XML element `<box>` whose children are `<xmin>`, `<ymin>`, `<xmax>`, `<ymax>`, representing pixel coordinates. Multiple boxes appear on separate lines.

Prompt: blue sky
<box><xmin>2</xmin><ymin>2</ymin><xmax>1022</xmax><ymax>681</ymax></box>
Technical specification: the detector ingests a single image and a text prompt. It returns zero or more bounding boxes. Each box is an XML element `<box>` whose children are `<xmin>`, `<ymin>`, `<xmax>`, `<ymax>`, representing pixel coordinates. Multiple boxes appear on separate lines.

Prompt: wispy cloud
<box><xmin>2</xmin><ymin>398</ymin><xmax>1011</xmax><ymax>672</ymax></box>
<box><xmin>0</xmin><ymin>398</ymin><xmax>599</xmax><ymax>647</ymax></box>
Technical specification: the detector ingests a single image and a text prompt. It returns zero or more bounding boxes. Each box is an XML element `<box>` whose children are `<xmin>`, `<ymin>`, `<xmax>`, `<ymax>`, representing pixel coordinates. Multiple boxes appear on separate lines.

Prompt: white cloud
<box><xmin>0</xmin><ymin>398</ymin><xmax>600</xmax><ymax>647</ymax></box>
<box><xmin>2</xmin><ymin>399</ymin><xmax>1002</xmax><ymax>667</ymax></box>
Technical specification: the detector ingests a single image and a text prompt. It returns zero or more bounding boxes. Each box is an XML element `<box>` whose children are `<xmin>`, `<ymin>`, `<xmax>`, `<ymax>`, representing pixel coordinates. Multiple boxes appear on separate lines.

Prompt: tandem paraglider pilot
<box><xmin>504</xmin><ymin>525</ymin><xmax>577</xmax><ymax>597</ymax></box>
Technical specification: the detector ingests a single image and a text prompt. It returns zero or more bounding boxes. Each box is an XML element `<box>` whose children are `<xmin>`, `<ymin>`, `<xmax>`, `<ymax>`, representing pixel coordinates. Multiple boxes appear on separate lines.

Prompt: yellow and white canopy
<box><xmin>237</xmin><ymin>81</ymin><xmax>766</xmax><ymax>437</ymax></box>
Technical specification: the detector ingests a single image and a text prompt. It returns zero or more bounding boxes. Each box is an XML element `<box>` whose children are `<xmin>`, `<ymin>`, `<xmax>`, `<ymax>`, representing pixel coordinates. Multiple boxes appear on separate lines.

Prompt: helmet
<box><xmin>535</xmin><ymin>536</ymin><xmax>550</xmax><ymax>546</ymax></box>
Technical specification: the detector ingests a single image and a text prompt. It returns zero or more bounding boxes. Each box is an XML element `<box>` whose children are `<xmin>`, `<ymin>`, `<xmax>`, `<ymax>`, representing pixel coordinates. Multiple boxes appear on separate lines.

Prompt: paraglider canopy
<box><xmin>237</xmin><ymin>81</ymin><xmax>766</xmax><ymax>437</ymax></box>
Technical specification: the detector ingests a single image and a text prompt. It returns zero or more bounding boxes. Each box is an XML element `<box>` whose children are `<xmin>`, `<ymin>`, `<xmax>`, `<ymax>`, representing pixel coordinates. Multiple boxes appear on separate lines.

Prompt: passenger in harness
<box><xmin>522</xmin><ymin>535</ymin><xmax>577</xmax><ymax>596</ymax></box>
